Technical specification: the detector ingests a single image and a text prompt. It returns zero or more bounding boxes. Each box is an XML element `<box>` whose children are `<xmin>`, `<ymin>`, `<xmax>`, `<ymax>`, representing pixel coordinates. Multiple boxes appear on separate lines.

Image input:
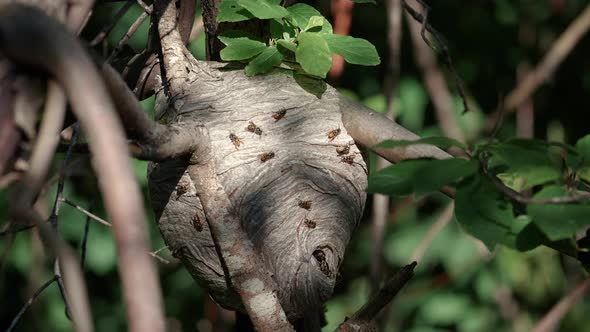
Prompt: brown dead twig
<box><xmin>405</xmin><ymin>0</ymin><xmax>465</xmax><ymax>143</ymax></box>
<box><xmin>336</xmin><ymin>262</ymin><xmax>417</xmax><ymax>331</ymax></box>
<box><xmin>504</xmin><ymin>4</ymin><xmax>590</xmax><ymax>112</ymax></box>
<box><xmin>532</xmin><ymin>277</ymin><xmax>590</xmax><ymax>332</ymax></box>
<box><xmin>0</xmin><ymin>4</ymin><xmax>166</xmax><ymax>331</ymax></box>
<box><xmin>401</xmin><ymin>0</ymin><xmax>470</xmax><ymax>114</ymax></box>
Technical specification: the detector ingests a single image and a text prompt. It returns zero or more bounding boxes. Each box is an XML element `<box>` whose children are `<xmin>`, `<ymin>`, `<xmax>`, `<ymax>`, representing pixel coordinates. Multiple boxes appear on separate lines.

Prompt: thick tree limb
<box><xmin>102</xmin><ymin>62</ymin><xmax>205</xmax><ymax>160</ymax></box>
<box><xmin>188</xmin><ymin>152</ymin><xmax>295</xmax><ymax>331</ymax></box>
<box><xmin>339</xmin><ymin>95</ymin><xmax>451</xmax><ymax>162</ymax></box>
<box><xmin>0</xmin><ymin>5</ymin><xmax>165</xmax><ymax>331</ymax></box>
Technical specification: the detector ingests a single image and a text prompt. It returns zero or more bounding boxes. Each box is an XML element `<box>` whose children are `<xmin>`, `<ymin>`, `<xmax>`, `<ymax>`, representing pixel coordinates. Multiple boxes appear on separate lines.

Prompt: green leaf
<box><xmin>219</xmin><ymin>38</ymin><xmax>267</xmax><ymax>61</ymax></box>
<box><xmin>245</xmin><ymin>46</ymin><xmax>283</xmax><ymax>76</ymax></box>
<box><xmin>413</xmin><ymin>158</ymin><xmax>479</xmax><ymax>194</ymax></box>
<box><xmin>368</xmin><ymin>160</ymin><xmax>431</xmax><ymax>196</ymax></box>
<box><xmin>286</xmin><ymin>3</ymin><xmax>320</xmax><ymax>27</ymax></box>
<box><xmin>218</xmin><ymin>30</ymin><xmax>262</xmax><ymax>45</ymax></box>
<box><xmin>369</xmin><ymin>158</ymin><xmax>477</xmax><ymax>196</ymax></box>
<box><xmin>485</xmin><ymin>139</ymin><xmax>562</xmax><ymax>191</ymax></box>
<box><xmin>217</xmin><ymin>0</ymin><xmax>254</xmax><ymax>22</ymax></box>
<box><xmin>376</xmin><ymin>136</ymin><xmax>467</xmax><ymax>150</ymax></box>
<box><xmin>455</xmin><ymin>175</ymin><xmax>522</xmax><ymax>250</ymax></box>
<box><xmin>304</xmin><ymin>15</ymin><xmax>324</xmax><ymax>31</ymax></box>
<box><xmin>295</xmin><ymin>32</ymin><xmax>332</xmax><ymax>78</ymax></box>
<box><xmin>237</xmin><ymin>0</ymin><xmax>288</xmax><ymax>19</ymax></box>
<box><xmin>576</xmin><ymin>134</ymin><xmax>590</xmax><ymax>162</ymax></box>
<box><xmin>515</xmin><ymin>222</ymin><xmax>578</xmax><ymax>257</ymax></box>
<box><xmin>277</xmin><ymin>39</ymin><xmax>297</xmax><ymax>52</ymax></box>
<box><xmin>528</xmin><ymin>185</ymin><xmax>590</xmax><ymax>241</ymax></box>
<box><xmin>286</xmin><ymin>3</ymin><xmax>332</xmax><ymax>33</ymax></box>
<box><xmin>322</xmin><ymin>34</ymin><xmax>380</xmax><ymax>65</ymax></box>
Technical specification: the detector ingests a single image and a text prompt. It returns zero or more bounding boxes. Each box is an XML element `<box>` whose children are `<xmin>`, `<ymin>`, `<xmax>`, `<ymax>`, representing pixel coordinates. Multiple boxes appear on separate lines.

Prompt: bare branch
<box><xmin>532</xmin><ymin>277</ymin><xmax>590</xmax><ymax>332</ymax></box>
<box><xmin>61</xmin><ymin>198</ymin><xmax>112</xmax><ymax>227</ymax></box>
<box><xmin>505</xmin><ymin>4</ymin><xmax>590</xmax><ymax>112</ymax></box>
<box><xmin>90</xmin><ymin>0</ymin><xmax>134</xmax><ymax>46</ymax></box>
<box><xmin>339</xmin><ymin>95</ymin><xmax>452</xmax><ymax>163</ymax></box>
<box><xmin>107</xmin><ymin>8</ymin><xmax>150</xmax><ymax>62</ymax></box>
<box><xmin>6</xmin><ymin>277</ymin><xmax>57</xmax><ymax>332</ymax></box>
<box><xmin>101</xmin><ymin>63</ymin><xmax>205</xmax><ymax>161</ymax></box>
<box><xmin>187</xmin><ymin>154</ymin><xmax>295</xmax><ymax>331</ymax></box>
<box><xmin>0</xmin><ymin>5</ymin><xmax>165</xmax><ymax>331</ymax></box>
<box><xmin>336</xmin><ymin>262</ymin><xmax>417</xmax><ymax>331</ymax></box>
<box><xmin>401</xmin><ymin>0</ymin><xmax>470</xmax><ymax>113</ymax></box>
<box><xmin>405</xmin><ymin>0</ymin><xmax>465</xmax><ymax>142</ymax></box>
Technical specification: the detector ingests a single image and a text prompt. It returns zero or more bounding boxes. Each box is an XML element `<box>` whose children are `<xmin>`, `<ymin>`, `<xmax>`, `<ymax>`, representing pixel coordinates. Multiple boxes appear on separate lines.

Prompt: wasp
<box><xmin>175</xmin><ymin>182</ymin><xmax>189</xmax><ymax>200</ymax></box>
<box><xmin>260</xmin><ymin>152</ymin><xmax>275</xmax><ymax>162</ymax></box>
<box><xmin>229</xmin><ymin>133</ymin><xmax>241</xmax><ymax>149</ymax></box>
<box><xmin>247</xmin><ymin>121</ymin><xmax>262</xmax><ymax>135</ymax></box>
<box><xmin>304</xmin><ymin>218</ymin><xmax>316</xmax><ymax>229</ymax></box>
<box><xmin>192</xmin><ymin>213</ymin><xmax>203</xmax><ymax>232</ymax></box>
<box><xmin>327</xmin><ymin>127</ymin><xmax>341</xmax><ymax>141</ymax></box>
<box><xmin>336</xmin><ymin>145</ymin><xmax>350</xmax><ymax>155</ymax></box>
<box><xmin>272</xmin><ymin>109</ymin><xmax>287</xmax><ymax>121</ymax></box>
<box><xmin>298</xmin><ymin>200</ymin><xmax>312</xmax><ymax>210</ymax></box>
<box><xmin>341</xmin><ymin>155</ymin><xmax>355</xmax><ymax>164</ymax></box>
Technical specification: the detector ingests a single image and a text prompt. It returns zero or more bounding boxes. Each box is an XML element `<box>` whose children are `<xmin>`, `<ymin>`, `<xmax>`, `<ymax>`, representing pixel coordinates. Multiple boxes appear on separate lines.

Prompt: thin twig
<box><xmin>336</xmin><ymin>262</ymin><xmax>417</xmax><ymax>331</ymax></box>
<box><xmin>504</xmin><ymin>4</ymin><xmax>590</xmax><ymax>112</ymax></box>
<box><xmin>136</xmin><ymin>0</ymin><xmax>152</xmax><ymax>14</ymax></box>
<box><xmin>80</xmin><ymin>215</ymin><xmax>91</xmax><ymax>268</ymax></box>
<box><xmin>0</xmin><ymin>224</ymin><xmax>36</xmax><ymax>237</ymax></box>
<box><xmin>107</xmin><ymin>8</ymin><xmax>151</xmax><ymax>62</ymax></box>
<box><xmin>61</xmin><ymin>198</ymin><xmax>112</xmax><ymax>227</ymax></box>
<box><xmin>6</xmin><ymin>277</ymin><xmax>57</xmax><ymax>332</ymax></box>
<box><xmin>90</xmin><ymin>0</ymin><xmax>135</xmax><ymax>46</ymax></box>
<box><xmin>480</xmin><ymin>155</ymin><xmax>590</xmax><ymax>204</ymax></box>
<box><xmin>532</xmin><ymin>277</ymin><xmax>590</xmax><ymax>332</ymax></box>
<box><xmin>401</xmin><ymin>0</ymin><xmax>470</xmax><ymax>113</ymax></box>
<box><xmin>405</xmin><ymin>0</ymin><xmax>465</xmax><ymax>142</ymax></box>
<box><xmin>149</xmin><ymin>247</ymin><xmax>172</xmax><ymax>264</ymax></box>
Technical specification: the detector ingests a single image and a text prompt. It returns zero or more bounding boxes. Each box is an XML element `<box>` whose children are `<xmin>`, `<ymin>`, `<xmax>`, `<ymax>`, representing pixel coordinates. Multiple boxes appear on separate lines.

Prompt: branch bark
<box><xmin>340</xmin><ymin>95</ymin><xmax>452</xmax><ymax>163</ymax></box>
<box><xmin>0</xmin><ymin>4</ymin><xmax>165</xmax><ymax>331</ymax></box>
<box><xmin>336</xmin><ymin>262</ymin><xmax>416</xmax><ymax>331</ymax></box>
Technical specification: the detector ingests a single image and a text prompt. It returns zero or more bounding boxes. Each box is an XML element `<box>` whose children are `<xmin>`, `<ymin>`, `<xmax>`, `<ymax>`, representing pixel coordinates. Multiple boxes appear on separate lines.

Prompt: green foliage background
<box><xmin>2</xmin><ymin>0</ymin><xmax>590</xmax><ymax>331</ymax></box>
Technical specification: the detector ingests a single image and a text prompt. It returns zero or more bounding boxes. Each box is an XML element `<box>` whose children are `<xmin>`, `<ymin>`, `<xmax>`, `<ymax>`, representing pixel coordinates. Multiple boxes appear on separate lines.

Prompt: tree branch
<box><xmin>504</xmin><ymin>3</ymin><xmax>590</xmax><ymax>112</ymax></box>
<box><xmin>405</xmin><ymin>0</ymin><xmax>465</xmax><ymax>142</ymax></box>
<box><xmin>188</xmin><ymin>147</ymin><xmax>295</xmax><ymax>331</ymax></box>
<box><xmin>0</xmin><ymin>5</ymin><xmax>165</xmax><ymax>331</ymax></box>
<box><xmin>532</xmin><ymin>277</ymin><xmax>590</xmax><ymax>332</ymax></box>
<box><xmin>336</xmin><ymin>262</ymin><xmax>417</xmax><ymax>331</ymax></box>
<box><xmin>339</xmin><ymin>94</ymin><xmax>452</xmax><ymax>163</ymax></box>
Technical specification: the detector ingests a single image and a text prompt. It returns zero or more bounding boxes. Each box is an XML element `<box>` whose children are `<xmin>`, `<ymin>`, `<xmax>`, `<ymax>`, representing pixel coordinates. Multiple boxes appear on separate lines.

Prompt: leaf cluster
<box><xmin>217</xmin><ymin>0</ymin><xmax>380</xmax><ymax>77</ymax></box>
<box><xmin>369</xmin><ymin>135</ymin><xmax>590</xmax><ymax>269</ymax></box>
